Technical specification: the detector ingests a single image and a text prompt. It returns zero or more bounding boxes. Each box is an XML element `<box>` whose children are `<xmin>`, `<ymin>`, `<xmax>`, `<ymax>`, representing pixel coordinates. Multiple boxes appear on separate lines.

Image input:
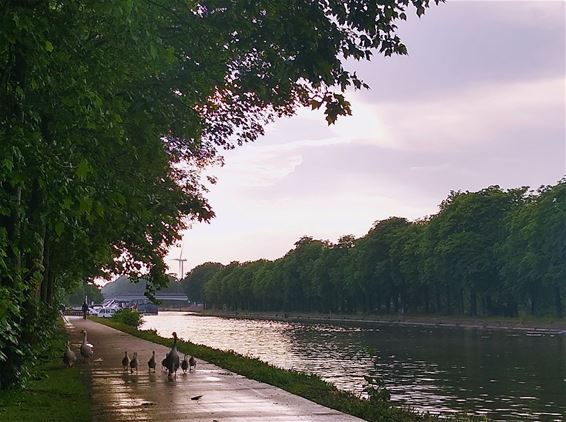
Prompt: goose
<box><xmin>122</xmin><ymin>351</ymin><xmax>130</xmax><ymax>370</ymax></box>
<box><xmin>163</xmin><ymin>332</ymin><xmax>180</xmax><ymax>380</ymax></box>
<box><xmin>189</xmin><ymin>356</ymin><xmax>196</xmax><ymax>371</ymax></box>
<box><xmin>130</xmin><ymin>352</ymin><xmax>138</xmax><ymax>373</ymax></box>
<box><xmin>148</xmin><ymin>351</ymin><xmax>156</xmax><ymax>372</ymax></box>
<box><xmin>80</xmin><ymin>330</ymin><xmax>94</xmax><ymax>362</ymax></box>
<box><xmin>181</xmin><ymin>354</ymin><xmax>189</xmax><ymax>373</ymax></box>
<box><xmin>161</xmin><ymin>353</ymin><xmax>168</xmax><ymax>372</ymax></box>
<box><xmin>63</xmin><ymin>341</ymin><xmax>76</xmax><ymax>368</ymax></box>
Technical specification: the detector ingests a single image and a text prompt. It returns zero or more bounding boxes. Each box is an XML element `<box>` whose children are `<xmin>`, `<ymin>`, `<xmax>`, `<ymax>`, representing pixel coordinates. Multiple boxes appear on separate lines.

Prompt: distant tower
<box><xmin>173</xmin><ymin>244</ymin><xmax>187</xmax><ymax>280</ymax></box>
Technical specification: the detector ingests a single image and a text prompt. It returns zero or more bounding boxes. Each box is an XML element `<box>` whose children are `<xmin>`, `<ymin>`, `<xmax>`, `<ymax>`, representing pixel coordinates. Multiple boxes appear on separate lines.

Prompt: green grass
<box><xmin>0</xmin><ymin>321</ymin><xmax>90</xmax><ymax>422</ymax></box>
<box><xmin>92</xmin><ymin>317</ymin><xmax>474</xmax><ymax>422</ymax></box>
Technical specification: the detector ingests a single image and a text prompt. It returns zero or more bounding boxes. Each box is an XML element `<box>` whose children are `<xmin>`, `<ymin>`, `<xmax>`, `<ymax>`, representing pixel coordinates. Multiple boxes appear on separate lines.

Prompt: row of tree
<box><xmin>1</xmin><ymin>0</ymin><xmax>437</xmax><ymax>388</ymax></box>
<box><xmin>62</xmin><ymin>281</ymin><xmax>103</xmax><ymax>307</ymax></box>
<box><xmin>183</xmin><ymin>181</ymin><xmax>566</xmax><ymax>318</ymax></box>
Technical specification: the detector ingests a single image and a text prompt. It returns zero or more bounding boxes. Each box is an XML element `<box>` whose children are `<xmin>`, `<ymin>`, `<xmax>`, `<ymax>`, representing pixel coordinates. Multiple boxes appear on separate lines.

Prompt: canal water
<box><xmin>141</xmin><ymin>312</ymin><xmax>565</xmax><ymax>420</ymax></box>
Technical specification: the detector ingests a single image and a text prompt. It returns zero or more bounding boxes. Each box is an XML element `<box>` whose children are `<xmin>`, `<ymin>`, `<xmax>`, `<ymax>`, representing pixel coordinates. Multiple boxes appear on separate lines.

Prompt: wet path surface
<box><xmin>65</xmin><ymin>317</ymin><xmax>363</xmax><ymax>422</ymax></box>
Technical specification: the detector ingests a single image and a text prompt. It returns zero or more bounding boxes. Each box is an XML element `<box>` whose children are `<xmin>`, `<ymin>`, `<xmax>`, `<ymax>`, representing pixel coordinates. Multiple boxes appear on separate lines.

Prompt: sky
<box><xmin>165</xmin><ymin>0</ymin><xmax>566</xmax><ymax>277</ymax></box>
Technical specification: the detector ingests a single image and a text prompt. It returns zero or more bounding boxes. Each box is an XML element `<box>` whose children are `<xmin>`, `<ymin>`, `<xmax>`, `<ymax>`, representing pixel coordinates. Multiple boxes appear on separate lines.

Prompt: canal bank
<box><xmin>197</xmin><ymin>310</ymin><xmax>566</xmax><ymax>334</ymax></box>
<box><xmin>67</xmin><ymin>317</ymin><xmax>423</xmax><ymax>422</ymax></box>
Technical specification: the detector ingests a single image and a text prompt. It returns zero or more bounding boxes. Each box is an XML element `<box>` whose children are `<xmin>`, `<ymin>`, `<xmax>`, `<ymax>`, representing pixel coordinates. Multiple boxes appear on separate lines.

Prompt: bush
<box><xmin>111</xmin><ymin>308</ymin><xmax>143</xmax><ymax>328</ymax></box>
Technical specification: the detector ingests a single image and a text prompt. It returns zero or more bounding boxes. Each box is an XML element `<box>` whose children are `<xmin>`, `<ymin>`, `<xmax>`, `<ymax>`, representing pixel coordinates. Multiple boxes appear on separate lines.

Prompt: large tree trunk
<box><xmin>44</xmin><ymin>238</ymin><xmax>56</xmax><ymax>305</ymax></box>
<box><xmin>27</xmin><ymin>177</ymin><xmax>47</xmax><ymax>302</ymax></box>
<box><xmin>1</xmin><ymin>185</ymin><xmax>22</xmax><ymax>288</ymax></box>
<box><xmin>2</xmin><ymin>41</ymin><xmax>27</xmax><ymax>288</ymax></box>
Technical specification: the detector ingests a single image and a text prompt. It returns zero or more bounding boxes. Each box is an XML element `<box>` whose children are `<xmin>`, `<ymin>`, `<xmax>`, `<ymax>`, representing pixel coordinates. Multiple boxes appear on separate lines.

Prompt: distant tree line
<box><xmin>183</xmin><ymin>181</ymin><xmax>566</xmax><ymax>318</ymax></box>
<box><xmin>101</xmin><ymin>275</ymin><xmax>184</xmax><ymax>298</ymax></box>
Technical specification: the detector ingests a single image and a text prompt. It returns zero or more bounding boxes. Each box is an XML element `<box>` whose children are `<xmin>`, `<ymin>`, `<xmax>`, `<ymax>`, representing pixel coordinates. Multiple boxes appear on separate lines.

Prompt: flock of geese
<box><xmin>63</xmin><ymin>329</ymin><xmax>197</xmax><ymax>381</ymax></box>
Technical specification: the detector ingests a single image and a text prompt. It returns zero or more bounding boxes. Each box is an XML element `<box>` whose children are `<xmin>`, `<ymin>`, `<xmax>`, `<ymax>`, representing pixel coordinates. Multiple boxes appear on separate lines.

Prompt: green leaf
<box><xmin>95</xmin><ymin>202</ymin><xmax>105</xmax><ymax>217</ymax></box>
<box><xmin>149</xmin><ymin>43</ymin><xmax>158</xmax><ymax>59</ymax></box>
<box><xmin>2</xmin><ymin>159</ymin><xmax>13</xmax><ymax>172</ymax></box>
<box><xmin>165</xmin><ymin>46</ymin><xmax>175</xmax><ymax>64</ymax></box>
<box><xmin>79</xmin><ymin>197</ymin><xmax>93</xmax><ymax>214</ymax></box>
<box><xmin>124</xmin><ymin>0</ymin><xmax>133</xmax><ymax>14</ymax></box>
<box><xmin>45</xmin><ymin>40</ymin><xmax>54</xmax><ymax>53</ymax></box>
<box><xmin>15</xmin><ymin>86</ymin><xmax>24</xmax><ymax>99</ymax></box>
<box><xmin>76</xmin><ymin>159</ymin><xmax>91</xmax><ymax>180</ymax></box>
<box><xmin>62</xmin><ymin>197</ymin><xmax>73</xmax><ymax>210</ymax></box>
<box><xmin>54</xmin><ymin>222</ymin><xmax>64</xmax><ymax>237</ymax></box>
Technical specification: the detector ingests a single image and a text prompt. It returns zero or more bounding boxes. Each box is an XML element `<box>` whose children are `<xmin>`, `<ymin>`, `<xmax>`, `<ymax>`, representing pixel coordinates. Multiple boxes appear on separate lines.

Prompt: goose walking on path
<box><xmin>181</xmin><ymin>354</ymin><xmax>189</xmax><ymax>373</ymax></box>
<box><xmin>189</xmin><ymin>356</ymin><xmax>196</xmax><ymax>371</ymax></box>
<box><xmin>63</xmin><ymin>341</ymin><xmax>77</xmax><ymax>368</ymax></box>
<box><xmin>130</xmin><ymin>352</ymin><xmax>138</xmax><ymax>373</ymax></box>
<box><xmin>163</xmin><ymin>332</ymin><xmax>180</xmax><ymax>380</ymax></box>
<box><xmin>161</xmin><ymin>353</ymin><xmax>169</xmax><ymax>372</ymax></box>
<box><xmin>80</xmin><ymin>330</ymin><xmax>94</xmax><ymax>363</ymax></box>
<box><xmin>122</xmin><ymin>351</ymin><xmax>130</xmax><ymax>370</ymax></box>
<box><xmin>148</xmin><ymin>351</ymin><xmax>156</xmax><ymax>372</ymax></box>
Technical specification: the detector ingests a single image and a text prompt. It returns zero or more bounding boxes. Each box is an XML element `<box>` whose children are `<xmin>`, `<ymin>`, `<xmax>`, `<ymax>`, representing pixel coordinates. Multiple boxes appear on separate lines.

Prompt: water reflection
<box><xmin>142</xmin><ymin>312</ymin><xmax>566</xmax><ymax>420</ymax></box>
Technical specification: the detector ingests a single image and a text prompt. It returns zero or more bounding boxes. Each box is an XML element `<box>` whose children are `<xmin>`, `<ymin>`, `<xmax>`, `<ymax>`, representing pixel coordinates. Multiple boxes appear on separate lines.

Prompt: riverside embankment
<box><xmin>197</xmin><ymin>309</ymin><xmax>566</xmax><ymax>334</ymax></box>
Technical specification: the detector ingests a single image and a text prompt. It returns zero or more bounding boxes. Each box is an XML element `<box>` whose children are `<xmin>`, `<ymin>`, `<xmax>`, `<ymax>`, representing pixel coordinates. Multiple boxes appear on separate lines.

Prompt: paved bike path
<box><xmin>65</xmin><ymin>316</ymin><xmax>364</xmax><ymax>422</ymax></box>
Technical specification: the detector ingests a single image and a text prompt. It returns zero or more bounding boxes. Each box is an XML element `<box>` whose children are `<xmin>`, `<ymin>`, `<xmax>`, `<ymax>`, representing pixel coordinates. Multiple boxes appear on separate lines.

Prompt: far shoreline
<box><xmin>176</xmin><ymin>309</ymin><xmax>566</xmax><ymax>334</ymax></box>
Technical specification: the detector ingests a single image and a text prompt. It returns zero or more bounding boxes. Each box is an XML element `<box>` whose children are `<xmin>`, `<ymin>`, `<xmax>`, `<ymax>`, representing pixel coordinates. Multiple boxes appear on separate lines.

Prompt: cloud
<box><xmin>350</xmin><ymin>0</ymin><xmax>565</xmax><ymax>104</ymax></box>
<box><xmin>219</xmin><ymin>73</ymin><xmax>564</xmax><ymax>203</ymax></box>
<box><xmin>370</xmin><ymin>77</ymin><xmax>565</xmax><ymax>153</ymax></box>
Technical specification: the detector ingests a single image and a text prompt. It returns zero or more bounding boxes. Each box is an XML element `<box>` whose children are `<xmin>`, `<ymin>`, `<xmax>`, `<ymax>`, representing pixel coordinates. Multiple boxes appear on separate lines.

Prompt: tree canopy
<box><xmin>0</xmin><ymin>0</ymin><xmax>441</xmax><ymax>388</ymax></box>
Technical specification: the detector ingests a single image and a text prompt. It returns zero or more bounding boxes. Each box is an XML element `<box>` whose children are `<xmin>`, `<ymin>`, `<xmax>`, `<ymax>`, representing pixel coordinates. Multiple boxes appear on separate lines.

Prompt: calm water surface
<box><xmin>141</xmin><ymin>312</ymin><xmax>565</xmax><ymax>420</ymax></box>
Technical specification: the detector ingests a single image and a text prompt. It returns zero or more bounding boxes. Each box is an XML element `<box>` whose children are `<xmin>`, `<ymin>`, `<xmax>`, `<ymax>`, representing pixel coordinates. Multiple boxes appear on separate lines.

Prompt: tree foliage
<box><xmin>183</xmin><ymin>182</ymin><xmax>566</xmax><ymax>319</ymax></box>
<box><xmin>0</xmin><ymin>0</ymin><xmax>442</xmax><ymax>387</ymax></box>
<box><xmin>62</xmin><ymin>281</ymin><xmax>103</xmax><ymax>306</ymax></box>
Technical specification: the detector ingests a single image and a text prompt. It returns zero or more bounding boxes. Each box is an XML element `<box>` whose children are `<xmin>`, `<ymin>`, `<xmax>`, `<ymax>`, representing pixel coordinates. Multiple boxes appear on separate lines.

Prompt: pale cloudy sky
<box><xmin>166</xmin><ymin>0</ymin><xmax>566</xmax><ymax>277</ymax></box>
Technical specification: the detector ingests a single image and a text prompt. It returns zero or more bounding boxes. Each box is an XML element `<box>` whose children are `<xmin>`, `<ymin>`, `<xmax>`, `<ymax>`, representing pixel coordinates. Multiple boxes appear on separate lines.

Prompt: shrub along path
<box><xmin>66</xmin><ymin>316</ymin><xmax>364</xmax><ymax>421</ymax></box>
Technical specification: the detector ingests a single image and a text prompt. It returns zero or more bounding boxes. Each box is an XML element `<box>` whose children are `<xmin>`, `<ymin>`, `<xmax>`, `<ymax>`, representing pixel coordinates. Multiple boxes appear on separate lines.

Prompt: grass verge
<box><xmin>92</xmin><ymin>316</ymin><xmax>453</xmax><ymax>422</ymax></box>
<box><xmin>0</xmin><ymin>320</ymin><xmax>91</xmax><ymax>422</ymax></box>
